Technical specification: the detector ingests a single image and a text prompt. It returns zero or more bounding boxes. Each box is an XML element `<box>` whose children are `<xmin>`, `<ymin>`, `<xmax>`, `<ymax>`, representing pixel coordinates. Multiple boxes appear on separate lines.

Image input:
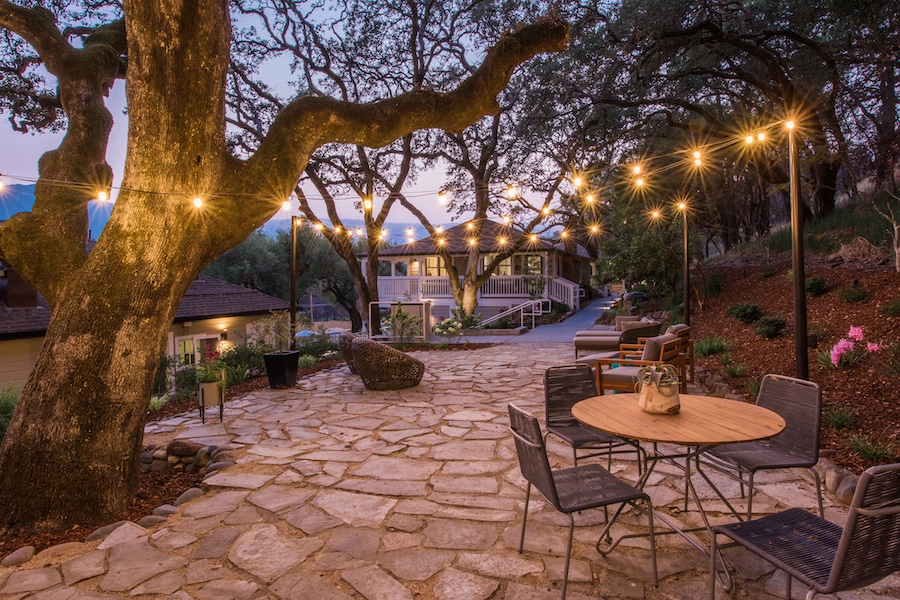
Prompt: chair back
<box><xmin>544</xmin><ymin>365</ymin><xmax>597</xmax><ymax>428</ymax></box>
<box><xmin>756</xmin><ymin>374</ymin><xmax>821</xmax><ymax>464</ymax></box>
<box><xmin>508</xmin><ymin>403</ymin><xmax>561</xmax><ymax>510</ymax></box>
<box><xmin>620</xmin><ymin>321</ymin><xmax>661</xmax><ymax>344</ymax></box>
<box><xmin>829</xmin><ymin>462</ymin><xmax>900</xmax><ymax>592</ymax></box>
<box><xmin>664</xmin><ymin>323</ymin><xmax>690</xmax><ymax>338</ymax></box>
<box><xmin>639</xmin><ymin>333</ymin><xmax>678</xmax><ymax>361</ymax></box>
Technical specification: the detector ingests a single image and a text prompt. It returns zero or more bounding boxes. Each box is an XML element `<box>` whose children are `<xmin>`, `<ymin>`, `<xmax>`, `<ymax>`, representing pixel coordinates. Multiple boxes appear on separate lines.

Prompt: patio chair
<box><xmin>594</xmin><ymin>333</ymin><xmax>687</xmax><ymax>394</ymax></box>
<box><xmin>350</xmin><ymin>337</ymin><xmax>425</xmax><ymax>390</ymax></box>
<box><xmin>507</xmin><ymin>403</ymin><xmax>657</xmax><ymax>600</ymax></box>
<box><xmin>572</xmin><ymin>320</ymin><xmax>661</xmax><ymax>357</ymax></box>
<box><xmin>710</xmin><ymin>462</ymin><xmax>900</xmax><ymax>600</ymax></box>
<box><xmin>544</xmin><ymin>365</ymin><xmax>645</xmax><ymax>473</ymax></box>
<box><xmin>701</xmin><ymin>374</ymin><xmax>823</xmax><ymax>520</ymax></box>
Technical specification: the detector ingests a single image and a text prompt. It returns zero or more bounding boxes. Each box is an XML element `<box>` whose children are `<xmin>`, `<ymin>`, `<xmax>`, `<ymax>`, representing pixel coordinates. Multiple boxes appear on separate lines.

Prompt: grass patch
<box><xmin>747</xmin><ymin>378</ymin><xmax>761</xmax><ymax>397</ymax></box>
<box><xmin>725</xmin><ymin>363</ymin><xmax>747</xmax><ymax>377</ymax></box>
<box><xmin>878</xmin><ymin>298</ymin><xmax>900</xmax><ymax>317</ymax></box>
<box><xmin>837</xmin><ymin>285</ymin><xmax>869</xmax><ymax>303</ymax></box>
<box><xmin>823</xmin><ymin>406</ymin><xmax>856</xmax><ymax>429</ymax></box>
<box><xmin>148</xmin><ymin>394</ymin><xmax>170</xmax><ymax>412</ymax></box>
<box><xmin>298</xmin><ymin>354</ymin><xmax>318</xmax><ymax>368</ymax></box>
<box><xmin>694</xmin><ymin>336</ymin><xmax>727</xmax><ymax>356</ymax></box>
<box><xmin>847</xmin><ymin>431</ymin><xmax>896</xmax><ymax>463</ymax></box>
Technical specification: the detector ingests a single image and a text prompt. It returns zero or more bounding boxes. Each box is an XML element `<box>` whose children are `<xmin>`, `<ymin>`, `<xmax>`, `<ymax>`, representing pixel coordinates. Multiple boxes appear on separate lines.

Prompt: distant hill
<box><xmin>1</xmin><ymin>184</ymin><xmax>439</xmax><ymax>244</ymax></box>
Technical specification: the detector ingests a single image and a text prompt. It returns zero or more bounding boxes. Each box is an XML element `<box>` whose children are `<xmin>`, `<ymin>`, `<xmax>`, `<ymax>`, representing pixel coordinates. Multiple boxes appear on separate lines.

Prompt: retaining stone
<box><xmin>1</xmin><ymin>545</ymin><xmax>35</xmax><ymax>567</ymax></box>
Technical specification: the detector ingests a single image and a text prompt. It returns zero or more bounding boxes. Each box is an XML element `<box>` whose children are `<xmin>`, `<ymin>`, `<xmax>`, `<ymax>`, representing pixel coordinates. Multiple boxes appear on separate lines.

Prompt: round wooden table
<box><xmin>572</xmin><ymin>393</ymin><xmax>785</xmax><ymax>446</ymax></box>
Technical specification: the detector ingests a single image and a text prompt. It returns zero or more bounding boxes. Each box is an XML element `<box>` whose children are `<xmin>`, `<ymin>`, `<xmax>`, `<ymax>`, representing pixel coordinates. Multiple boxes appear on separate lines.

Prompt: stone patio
<box><xmin>1</xmin><ymin>343</ymin><xmax>898</xmax><ymax>599</ymax></box>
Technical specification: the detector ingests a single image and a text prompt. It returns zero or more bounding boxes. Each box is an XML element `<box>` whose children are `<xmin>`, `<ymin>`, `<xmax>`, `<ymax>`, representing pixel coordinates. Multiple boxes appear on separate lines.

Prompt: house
<box><xmin>359</xmin><ymin>219</ymin><xmax>599</xmax><ymax>321</ymax></box>
<box><xmin>0</xmin><ymin>267</ymin><xmax>288</xmax><ymax>386</ymax></box>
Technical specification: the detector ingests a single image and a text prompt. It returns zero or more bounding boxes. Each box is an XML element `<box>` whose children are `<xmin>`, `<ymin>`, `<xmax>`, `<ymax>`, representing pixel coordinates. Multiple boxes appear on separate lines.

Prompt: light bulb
<box><xmin>193</xmin><ymin>197</ymin><xmax>203</xmax><ymax>208</ymax></box>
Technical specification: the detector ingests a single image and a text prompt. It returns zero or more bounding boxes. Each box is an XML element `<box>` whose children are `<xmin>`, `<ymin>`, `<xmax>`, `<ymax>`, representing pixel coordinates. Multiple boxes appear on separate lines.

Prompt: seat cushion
<box><xmin>641</xmin><ymin>333</ymin><xmax>677</xmax><ymax>360</ymax></box>
<box><xmin>615</xmin><ymin>314</ymin><xmax>642</xmax><ymax>331</ymax></box>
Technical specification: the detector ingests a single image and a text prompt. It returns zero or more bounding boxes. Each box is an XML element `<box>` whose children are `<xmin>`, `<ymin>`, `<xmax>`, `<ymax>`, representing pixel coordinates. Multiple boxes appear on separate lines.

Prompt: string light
<box><xmin>571</xmin><ymin>176</ymin><xmax>583</xmax><ymax>188</ymax></box>
<box><xmin>542</xmin><ymin>207</ymin><xmax>551</xmax><ymax>216</ymax></box>
<box><xmin>193</xmin><ymin>197</ymin><xmax>203</xmax><ymax>208</ymax></box>
<box><xmin>435</xmin><ymin>226</ymin><xmax>443</xmax><ymax>233</ymax></box>
<box><xmin>589</xmin><ymin>224</ymin><xmax>600</xmax><ymax>234</ymax></box>
<box><xmin>334</xmin><ymin>225</ymin><xmax>342</xmax><ymax>234</ymax></box>
<box><xmin>632</xmin><ymin>165</ymin><xmax>642</xmax><ymax>175</ymax></box>
<box><xmin>97</xmin><ymin>191</ymin><xmax>109</xmax><ymax>202</ymax></box>
<box><xmin>506</xmin><ymin>185</ymin><xmax>519</xmax><ymax>200</ymax></box>
<box><xmin>635</xmin><ymin>178</ymin><xmax>644</xmax><ymax>187</ymax></box>
<box><xmin>355</xmin><ymin>227</ymin><xmax>363</xmax><ymax>236</ymax></box>
<box><xmin>498</xmin><ymin>236</ymin><xmax>507</xmax><ymax>245</ymax></box>
<box><xmin>314</xmin><ymin>222</ymin><xmax>324</xmax><ymax>231</ymax></box>
<box><xmin>560</xmin><ymin>230</ymin><xmax>568</xmax><ymax>238</ymax></box>
<box><xmin>585</xmin><ymin>194</ymin><xmax>594</xmax><ymax>204</ymax></box>
<box><xmin>502</xmin><ymin>216</ymin><xmax>511</xmax><ymax>225</ymax></box>
<box><xmin>693</xmin><ymin>151</ymin><xmax>702</xmax><ymax>166</ymax></box>
<box><xmin>786</xmin><ymin>120</ymin><xmax>795</xmax><ymax>130</ymax></box>
<box><xmin>363</xmin><ymin>197</ymin><xmax>373</xmax><ymax>211</ymax></box>
<box><xmin>529</xmin><ymin>234</ymin><xmax>538</xmax><ymax>243</ymax></box>
<box><xmin>466</xmin><ymin>222</ymin><xmax>474</xmax><ymax>230</ymax></box>
<box><xmin>437</xmin><ymin>191</ymin><xmax>449</xmax><ymax>205</ymax></box>
<box><xmin>281</xmin><ymin>200</ymin><xmax>291</xmax><ymax>211</ymax></box>
<box><xmin>468</xmin><ymin>238</ymin><xmax>477</xmax><ymax>246</ymax></box>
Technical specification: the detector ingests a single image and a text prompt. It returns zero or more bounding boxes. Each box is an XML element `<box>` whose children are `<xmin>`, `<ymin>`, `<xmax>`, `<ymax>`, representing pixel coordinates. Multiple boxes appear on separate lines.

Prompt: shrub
<box><xmin>433</xmin><ymin>304</ymin><xmax>481</xmax><ymax>342</ymax></box>
<box><xmin>173</xmin><ymin>366</ymin><xmax>198</xmax><ymax>400</ymax></box>
<box><xmin>877</xmin><ymin>298</ymin><xmax>900</xmax><ymax>317</ymax></box>
<box><xmin>298</xmin><ymin>354</ymin><xmax>318</xmax><ymax>368</ymax></box>
<box><xmin>381</xmin><ymin>304</ymin><xmax>422</xmax><ymax>344</ymax></box>
<box><xmin>221</xmin><ymin>344</ymin><xmax>266</xmax><ymax>377</ymax></box>
<box><xmin>760</xmin><ymin>265</ymin><xmax>778</xmax><ymax>279</ymax></box>
<box><xmin>725</xmin><ymin>363</ymin><xmax>747</xmax><ymax>377</ymax></box>
<box><xmin>694</xmin><ymin>336</ymin><xmax>727</xmax><ymax>356</ymax></box>
<box><xmin>823</xmin><ymin>406</ymin><xmax>856</xmax><ymax>429</ymax></box>
<box><xmin>153</xmin><ymin>355</ymin><xmax>178</xmax><ymax>397</ymax></box>
<box><xmin>718</xmin><ymin>353</ymin><xmax>732</xmax><ymax>365</ymax></box>
<box><xmin>486</xmin><ymin>316</ymin><xmax>513</xmax><ymax>330</ymax></box>
<box><xmin>805</xmin><ymin>276</ymin><xmax>828</xmax><ymax>297</ymax></box>
<box><xmin>0</xmin><ymin>385</ymin><xmax>21</xmax><ymax>445</ymax></box>
<box><xmin>295</xmin><ymin>330</ymin><xmax>340</xmax><ymax>358</ymax></box>
<box><xmin>148</xmin><ymin>394</ymin><xmax>170</xmax><ymax>412</ymax></box>
<box><xmin>747</xmin><ymin>378</ymin><xmax>762</xmax><ymax>397</ymax></box>
<box><xmin>755</xmin><ymin>315</ymin><xmax>786</xmax><ymax>338</ymax></box>
<box><xmin>837</xmin><ymin>286</ymin><xmax>869</xmax><ymax>303</ymax></box>
<box><xmin>847</xmin><ymin>431</ymin><xmax>896</xmax><ymax>463</ymax></box>
<box><xmin>727</xmin><ymin>303</ymin><xmax>765</xmax><ymax>324</ymax></box>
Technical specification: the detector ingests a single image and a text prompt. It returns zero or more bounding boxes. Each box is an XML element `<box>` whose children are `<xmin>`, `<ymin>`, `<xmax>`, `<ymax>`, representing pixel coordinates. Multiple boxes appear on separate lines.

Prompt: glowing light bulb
<box><xmin>636</xmin><ymin>178</ymin><xmax>644</xmax><ymax>187</ymax></box>
<box><xmin>498</xmin><ymin>237</ymin><xmax>507</xmax><ymax>245</ymax></box>
<box><xmin>314</xmin><ymin>222</ymin><xmax>324</xmax><ymax>231</ymax></box>
<box><xmin>282</xmin><ymin>200</ymin><xmax>291</xmax><ymax>211</ymax></box>
<box><xmin>786</xmin><ymin>120</ymin><xmax>795</xmax><ymax>130</ymax></box>
<box><xmin>363</xmin><ymin>197</ymin><xmax>373</xmax><ymax>210</ymax></box>
<box><xmin>590</xmin><ymin>224</ymin><xmax>599</xmax><ymax>234</ymax></box>
<box><xmin>633</xmin><ymin>165</ymin><xmax>642</xmax><ymax>175</ymax></box>
<box><xmin>334</xmin><ymin>225</ymin><xmax>342</xmax><ymax>234</ymax></box>
<box><xmin>757</xmin><ymin>132</ymin><xmax>766</xmax><ymax>141</ymax></box>
<box><xmin>542</xmin><ymin>207</ymin><xmax>551</xmax><ymax>216</ymax></box>
<box><xmin>560</xmin><ymin>230</ymin><xmax>568</xmax><ymax>238</ymax></box>
<box><xmin>193</xmin><ymin>197</ymin><xmax>203</xmax><ymax>208</ymax></box>
<box><xmin>678</xmin><ymin>202</ymin><xmax>687</xmax><ymax>211</ymax></box>
<box><xmin>97</xmin><ymin>191</ymin><xmax>109</xmax><ymax>202</ymax></box>
<box><xmin>437</xmin><ymin>191</ymin><xmax>449</xmax><ymax>205</ymax></box>
<box><xmin>585</xmin><ymin>194</ymin><xmax>594</xmax><ymax>203</ymax></box>
<box><xmin>469</xmin><ymin>238</ymin><xmax>477</xmax><ymax>246</ymax></box>
<box><xmin>356</xmin><ymin>227</ymin><xmax>363</xmax><ymax>236</ymax></box>
<box><xmin>506</xmin><ymin>185</ymin><xmax>519</xmax><ymax>200</ymax></box>
<box><xmin>529</xmin><ymin>234</ymin><xmax>538</xmax><ymax>243</ymax></box>
<box><xmin>502</xmin><ymin>216</ymin><xmax>511</xmax><ymax>225</ymax></box>
<box><xmin>467</xmin><ymin>222</ymin><xmax>474</xmax><ymax>230</ymax></box>
<box><xmin>435</xmin><ymin>226</ymin><xmax>443</xmax><ymax>233</ymax></box>
<box><xmin>437</xmin><ymin>238</ymin><xmax>445</xmax><ymax>246</ymax></box>
<box><xmin>572</xmin><ymin>176</ymin><xmax>583</xmax><ymax>188</ymax></box>
<box><xmin>746</xmin><ymin>135</ymin><xmax>755</xmax><ymax>144</ymax></box>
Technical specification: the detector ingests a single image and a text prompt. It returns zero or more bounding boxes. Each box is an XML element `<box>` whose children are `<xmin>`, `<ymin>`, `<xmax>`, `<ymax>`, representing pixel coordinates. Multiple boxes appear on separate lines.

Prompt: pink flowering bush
<box><xmin>824</xmin><ymin>326</ymin><xmax>883</xmax><ymax>369</ymax></box>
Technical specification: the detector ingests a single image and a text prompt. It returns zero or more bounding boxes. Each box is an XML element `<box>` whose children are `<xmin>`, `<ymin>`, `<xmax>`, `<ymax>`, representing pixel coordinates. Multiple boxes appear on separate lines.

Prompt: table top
<box><xmin>572</xmin><ymin>393</ymin><xmax>785</xmax><ymax>446</ymax></box>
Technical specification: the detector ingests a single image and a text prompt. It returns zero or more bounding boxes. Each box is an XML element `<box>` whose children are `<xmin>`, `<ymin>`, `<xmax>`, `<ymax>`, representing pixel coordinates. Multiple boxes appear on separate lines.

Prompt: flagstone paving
<box><xmin>2</xmin><ymin>343</ymin><xmax>899</xmax><ymax>599</ymax></box>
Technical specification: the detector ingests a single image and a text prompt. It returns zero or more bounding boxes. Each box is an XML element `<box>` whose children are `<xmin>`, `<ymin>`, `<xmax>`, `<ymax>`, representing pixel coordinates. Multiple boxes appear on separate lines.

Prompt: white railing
<box><xmin>375</xmin><ymin>274</ymin><xmax>581</xmax><ymax>308</ymax></box>
<box><xmin>480</xmin><ymin>299</ymin><xmax>552</xmax><ymax>329</ymax></box>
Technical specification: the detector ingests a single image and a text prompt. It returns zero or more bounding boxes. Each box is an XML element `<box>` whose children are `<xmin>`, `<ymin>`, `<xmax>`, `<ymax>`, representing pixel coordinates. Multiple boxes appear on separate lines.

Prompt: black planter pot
<box><xmin>263</xmin><ymin>351</ymin><xmax>300</xmax><ymax>389</ymax></box>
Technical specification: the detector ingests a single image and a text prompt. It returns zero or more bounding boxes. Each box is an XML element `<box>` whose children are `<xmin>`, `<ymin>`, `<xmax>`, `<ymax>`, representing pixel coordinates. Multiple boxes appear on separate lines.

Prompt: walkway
<box><xmin>1</xmin><ymin>344</ymin><xmax>897</xmax><ymax>599</ymax></box>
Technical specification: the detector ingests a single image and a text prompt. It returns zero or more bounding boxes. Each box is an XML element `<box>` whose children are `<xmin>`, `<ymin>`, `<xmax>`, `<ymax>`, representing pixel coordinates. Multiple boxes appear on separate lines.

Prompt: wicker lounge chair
<box><xmin>701</xmin><ymin>374</ymin><xmax>823</xmax><ymax>520</ymax></box>
<box><xmin>544</xmin><ymin>365</ymin><xmax>645</xmax><ymax>472</ymax></box>
<box><xmin>350</xmin><ymin>336</ymin><xmax>425</xmax><ymax>390</ymax></box>
<box><xmin>710</xmin><ymin>462</ymin><xmax>900</xmax><ymax>600</ymax></box>
<box><xmin>338</xmin><ymin>331</ymin><xmax>359</xmax><ymax>374</ymax></box>
<box><xmin>508</xmin><ymin>403</ymin><xmax>657</xmax><ymax>600</ymax></box>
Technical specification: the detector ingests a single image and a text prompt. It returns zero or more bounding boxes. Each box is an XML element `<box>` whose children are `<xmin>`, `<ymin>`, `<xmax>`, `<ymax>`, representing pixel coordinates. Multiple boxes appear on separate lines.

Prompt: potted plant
<box><xmin>255</xmin><ymin>311</ymin><xmax>300</xmax><ymax>389</ymax></box>
<box><xmin>196</xmin><ymin>357</ymin><xmax>226</xmax><ymax>423</ymax></box>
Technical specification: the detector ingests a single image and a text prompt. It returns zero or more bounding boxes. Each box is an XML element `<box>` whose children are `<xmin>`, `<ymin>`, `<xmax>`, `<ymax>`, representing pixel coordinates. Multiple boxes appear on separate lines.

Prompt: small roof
<box><xmin>0</xmin><ymin>275</ymin><xmax>289</xmax><ymax>339</ymax></box>
<box><xmin>366</xmin><ymin>220</ymin><xmax>557</xmax><ymax>257</ymax></box>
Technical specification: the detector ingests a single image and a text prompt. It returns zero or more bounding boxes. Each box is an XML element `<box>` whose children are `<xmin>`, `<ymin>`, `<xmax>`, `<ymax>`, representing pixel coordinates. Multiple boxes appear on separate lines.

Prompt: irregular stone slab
<box><xmin>175</xmin><ymin>423</ymin><xmax>227</xmax><ymax>439</ymax></box>
<box><xmin>182</xmin><ymin>491</ymin><xmax>249</xmax><ymax>519</ymax></box>
<box><xmin>192</xmin><ymin>526</ymin><xmax>241</xmax><ymax>559</ymax></box>
<box><xmin>196</xmin><ymin>579</ymin><xmax>260</xmax><ymax>599</ymax></box>
<box><xmin>341</xmin><ymin>565</ymin><xmax>413</xmax><ymax>600</ymax></box>
<box><xmin>98</xmin><ymin>522</ymin><xmax>148</xmax><ymax>549</ymax></box>
<box><xmin>433</xmin><ymin>567</ymin><xmax>498</xmax><ymax>600</ymax></box>
<box><xmin>430</xmin><ymin>476</ymin><xmax>498</xmax><ymax>494</ymax></box>
<box><xmin>430</xmin><ymin>441</ymin><xmax>496</xmax><ymax>461</ymax></box>
<box><xmin>270</xmin><ymin>572</ymin><xmax>354</xmax><ymax>600</ymax></box>
<box><xmin>351</xmin><ymin>456</ymin><xmax>441</xmax><ymax>480</ymax></box>
<box><xmin>298</xmin><ymin>450</ymin><xmax>370</xmax><ymax>462</ymax></box>
<box><xmin>228</xmin><ymin>523</ymin><xmax>323</xmax><ymax>582</ymax></box>
<box><xmin>442</xmin><ymin>410</ymin><xmax>496</xmax><ymax>422</ymax></box>
<box><xmin>223</xmin><ymin>506</ymin><xmax>263</xmax><ymax>525</ymax></box>
<box><xmin>247</xmin><ymin>445</ymin><xmax>303</xmax><ymax>459</ymax></box>
<box><xmin>186</xmin><ymin>558</ymin><xmax>228</xmax><ymax>584</ymax></box>
<box><xmin>151</xmin><ymin>530</ymin><xmax>198</xmax><ymax>551</ymax></box>
<box><xmin>61</xmin><ymin>549</ymin><xmax>108</xmax><ymax>585</ymax></box>
<box><xmin>100</xmin><ymin>538</ymin><xmax>187</xmax><ymax>592</ymax></box>
<box><xmin>336</xmin><ymin>479</ymin><xmax>427</xmax><ymax>496</ymax></box>
<box><xmin>378</xmin><ymin>548</ymin><xmax>455</xmax><ymax>581</ymax></box>
<box><xmin>285</xmin><ymin>505</ymin><xmax>343</xmax><ymax>534</ymax></box>
<box><xmin>423</xmin><ymin>519</ymin><xmax>498</xmax><ymax>550</ymax></box>
<box><xmin>129</xmin><ymin>570</ymin><xmax>183</xmax><ymax>595</ymax></box>
<box><xmin>247</xmin><ymin>485</ymin><xmax>314</xmax><ymax>514</ymax></box>
<box><xmin>379</xmin><ymin>428</ymin><xmax>433</xmax><ymax>443</ymax></box>
<box><xmin>313</xmin><ymin>489</ymin><xmax>397</xmax><ymax>527</ymax></box>
<box><xmin>456</xmin><ymin>552</ymin><xmax>543</xmax><ymax>579</ymax></box>
<box><xmin>0</xmin><ymin>567</ymin><xmax>61</xmax><ymax>594</ymax></box>
<box><xmin>203</xmin><ymin>471</ymin><xmax>276</xmax><ymax>489</ymax></box>
<box><xmin>313</xmin><ymin>526</ymin><xmax>381</xmax><ymax>570</ymax></box>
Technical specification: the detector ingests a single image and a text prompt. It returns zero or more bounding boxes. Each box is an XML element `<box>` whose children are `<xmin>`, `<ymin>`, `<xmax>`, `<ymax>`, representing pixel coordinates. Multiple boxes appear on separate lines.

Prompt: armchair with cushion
<box><xmin>593</xmin><ymin>333</ymin><xmax>687</xmax><ymax>394</ymax></box>
<box><xmin>573</xmin><ymin>319</ymin><xmax>661</xmax><ymax>358</ymax></box>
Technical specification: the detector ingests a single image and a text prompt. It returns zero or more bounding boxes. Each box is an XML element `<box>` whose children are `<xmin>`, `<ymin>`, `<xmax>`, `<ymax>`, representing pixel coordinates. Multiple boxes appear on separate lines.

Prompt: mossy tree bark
<box><xmin>0</xmin><ymin>0</ymin><xmax>567</xmax><ymax>533</ymax></box>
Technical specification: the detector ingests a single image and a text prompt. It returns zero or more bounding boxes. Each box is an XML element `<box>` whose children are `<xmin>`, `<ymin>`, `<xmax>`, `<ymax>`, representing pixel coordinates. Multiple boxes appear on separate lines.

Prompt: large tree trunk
<box><xmin>0</xmin><ymin>2</ymin><xmax>567</xmax><ymax>533</ymax></box>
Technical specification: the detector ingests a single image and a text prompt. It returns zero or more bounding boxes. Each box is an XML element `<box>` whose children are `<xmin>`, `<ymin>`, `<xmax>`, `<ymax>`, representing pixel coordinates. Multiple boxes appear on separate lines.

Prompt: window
<box><xmin>378</xmin><ymin>260</ymin><xmax>392</xmax><ymax>276</ymax></box>
<box><xmin>177</xmin><ymin>338</ymin><xmax>196</xmax><ymax>365</ymax></box>
<box><xmin>394</xmin><ymin>261</ymin><xmax>408</xmax><ymax>276</ymax></box>
<box><xmin>176</xmin><ymin>334</ymin><xmax>221</xmax><ymax>365</ymax></box>
<box><xmin>425</xmin><ymin>256</ymin><xmax>447</xmax><ymax>276</ymax></box>
<box><xmin>523</xmin><ymin>255</ymin><xmax>543</xmax><ymax>274</ymax></box>
<box><xmin>483</xmin><ymin>254</ymin><xmax>512</xmax><ymax>276</ymax></box>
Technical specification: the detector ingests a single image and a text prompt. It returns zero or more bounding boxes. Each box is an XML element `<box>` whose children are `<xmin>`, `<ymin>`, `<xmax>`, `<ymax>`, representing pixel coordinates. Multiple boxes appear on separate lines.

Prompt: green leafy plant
<box><xmin>727</xmin><ymin>303</ymin><xmax>765</xmax><ymax>324</ymax></box>
<box><xmin>760</xmin><ymin>265</ymin><xmax>778</xmax><ymax>279</ymax></box>
<box><xmin>173</xmin><ymin>366</ymin><xmax>198</xmax><ymax>400</ymax></box>
<box><xmin>221</xmin><ymin>344</ymin><xmax>266</xmax><ymax>377</ymax></box>
<box><xmin>725</xmin><ymin>363</ymin><xmax>747</xmax><ymax>377</ymax></box>
<box><xmin>254</xmin><ymin>310</ymin><xmax>294</xmax><ymax>353</ymax></box>
<box><xmin>196</xmin><ymin>360</ymin><xmax>226</xmax><ymax>387</ymax></box>
<box><xmin>755</xmin><ymin>315</ymin><xmax>786</xmax><ymax>338</ymax></box>
<box><xmin>298</xmin><ymin>354</ymin><xmax>318</xmax><ymax>368</ymax></box>
<box><xmin>381</xmin><ymin>304</ymin><xmax>422</xmax><ymax>344</ymax></box>
<box><xmin>433</xmin><ymin>304</ymin><xmax>481</xmax><ymax>342</ymax></box>
<box><xmin>747</xmin><ymin>378</ymin><xmax>761</xmax><ymax>397</ymax></box>
<box><xmin>805</xmin><ymin>276</ymin><xmax>828</xmax><ymax>297</ymax></box>
<box><xmin>694</xmin><ymin>336</ymin><xmax>727</xmax><ymax>356</ymax></box>
<box><xmin>295</xmin><ymin>328</ymin><xmax>339</xmax><ymax>358</ymax></box>
<box><xmin>837</xmin><ymin>285</ymin><xmax>869</xmax><ymax>303</ymax></box>
<box><xmin>148</xmin><ymin>394</ymin><xmax>170</xmax><ymax>412</ymax></box>
<box><xmin>847</xmin><ymin>431</ymin><xmax>896</xmax><ymax>463</ymax></box>
<box><xmin>823</xmin><ymin>406</ymin><xmax>856</xmax><ymax>429</ymax></box>
<box><xmin>0</xmin><ymin>385</ymin><xmax>21</xmax><ymax>445</ymax></box>
<box><xmin>878</xmin><ymin>298</ymin><xmax>900</xmax><ymax>317</ymax></box>
<box><xmin>718</xmin><ymin>353</ymin><xmax>732</xmax><ymax>365</ymax></box>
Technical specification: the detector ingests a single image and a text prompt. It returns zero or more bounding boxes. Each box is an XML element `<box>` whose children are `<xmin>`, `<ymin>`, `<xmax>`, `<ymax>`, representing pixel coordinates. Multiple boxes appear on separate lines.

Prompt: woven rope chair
<box><xmin>710</xmin><ymin>462</ymin><xmax>900</xmax><ymax>600</ymax></box>
<box><xmin>701</xmin><ymin>373</ymin><xmax>823</xmax><ymax>520</ymax></box>
<box><xmin>544</xmin><ymin>365</ymin><xmax>645</xmax><ymax>473</ymax></box>
<box><xmin>508</xmin><ymin>403</ymin><xmax>657</xmax><ymax>600</ymax></box>
<box><xmin>338</xmin><ymin>331</ymin><xmax>359</xmax><ymax>374</ymax></box>
<box><xmin>350</xmin><ymin>337</ymin><xmax>425</xmax><ymax>390</ymax></box>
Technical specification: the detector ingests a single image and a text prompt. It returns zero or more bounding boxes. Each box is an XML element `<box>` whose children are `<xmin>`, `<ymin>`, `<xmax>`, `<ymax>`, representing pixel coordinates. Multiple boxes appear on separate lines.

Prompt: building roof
<box><xmin>0</xmin><ymin>275</ymin><xmax>289</xmax><ymax>339</ymax></box>
<box><xmin>366</xmin><ymin>220</ymin><xmax>558</xmax><ymax>257</ymax></box>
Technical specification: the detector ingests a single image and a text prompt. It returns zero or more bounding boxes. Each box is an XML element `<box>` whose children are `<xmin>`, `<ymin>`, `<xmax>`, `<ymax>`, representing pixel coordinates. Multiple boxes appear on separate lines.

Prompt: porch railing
<box><xmin>375</xmin><ymin>274</ymin><xmax>582</xmax><ymax>310</ymax></box>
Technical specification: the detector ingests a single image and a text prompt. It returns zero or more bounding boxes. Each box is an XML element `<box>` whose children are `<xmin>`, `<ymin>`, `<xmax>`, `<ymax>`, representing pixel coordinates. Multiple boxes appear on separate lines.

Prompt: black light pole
<box><xmin>680</xmin><ymin>203</ymin><xmax>690</xmax><ymax>327</ymax></box>
<box><xmin>289</xmin><ymin>215</ymin><xmax>299</xmax><ymax>351</ymax></box>
<box><xmin>787</xmin><ymin>120</ymin><xmax>809</xmax><ymax>379</ymax></box>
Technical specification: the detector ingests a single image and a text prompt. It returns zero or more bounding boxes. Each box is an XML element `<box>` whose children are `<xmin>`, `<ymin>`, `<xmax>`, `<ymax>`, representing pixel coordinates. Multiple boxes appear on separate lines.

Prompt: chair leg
<box><xmin>519</xmin><ymin>483</ymin><xmax>531</xmax><ymax>553</ymax></box>
<box><xmin>808</xmin><ymin>467</ymin><xmax>824</xmax><ymax>517</ymax></box>
<box><xmin>746</xmin><ymin>472</ymin><xmax>756</xmax><ymax>521</ymax></box>
<box><xmin>562</xmin><ymin>513</ymin><xmax>575</xmax><ymax>600</ymax></box>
